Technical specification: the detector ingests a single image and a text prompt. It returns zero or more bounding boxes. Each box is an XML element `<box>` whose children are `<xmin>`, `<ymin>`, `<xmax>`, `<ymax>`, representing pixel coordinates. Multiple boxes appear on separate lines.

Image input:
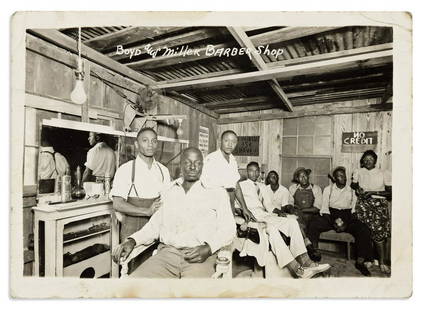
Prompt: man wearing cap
<box><xmin>288</xmin><ymin>167</ymin><xmax>323</xmax><ymax>247</ymax></box>
<box><xmin>307</xmin><ymin>166</ymin><xmax>373</xmax><ymax>276</ymax></box>
<box><xmin>238</xmin><ymin>161</ymin><xmax>331</xmax><ymax>278</ymax></box>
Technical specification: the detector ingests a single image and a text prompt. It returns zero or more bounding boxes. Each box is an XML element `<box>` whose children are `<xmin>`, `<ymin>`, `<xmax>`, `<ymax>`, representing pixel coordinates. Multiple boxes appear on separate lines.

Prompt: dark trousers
<box><xmin>307</xmin><ymin>209</ymin><xmax>373</xmax><ymax>260</ymax></box>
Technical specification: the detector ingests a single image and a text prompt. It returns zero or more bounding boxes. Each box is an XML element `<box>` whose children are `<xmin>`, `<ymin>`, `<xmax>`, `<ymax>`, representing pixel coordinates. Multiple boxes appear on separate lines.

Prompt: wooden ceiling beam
<box><xmin>167</xmin><ymin>91</ymin><xmax>219</xmax><ymax>119</ymax></box>
<box><xmin>270</xmin><ymin>43</ymin><xmax>393</xmax><ymax>69</ymax></box>
<box><xmin>152</xmin><ymin>49</ymin><xmax>393</xmax><ymax>91</ymax></box>
<box><xmin>158</xmin><ymin>68</ymin><xmax>244</xmax><ymax>85</ymax></box>
<box><xmin>217</xmin><ymin>102</ymin><xmax>392</xmax><ymax>124</ymax></box>
<box><xmin>107</xmin><ymin>28</ymin><xmax>220</xmax><ymax>61</ymax></box>
<box><xmin>126</xmin><ymin>42</ymin><xmax>235</xmax><ymax>70</ymax></box>
<box><xmin>83</xmin><ymin>26</ymin><xmax>184</xmax><ymax>51</ymax></box>
<box><xmin>28</xmin><ymin>29</ymin><xmax>156</xmax><ymax>86</ymax></box>
<box><xmin>227</xmin><ymin>26</ymin><xmax>294</xmax><ymax>111</ymax></box>
<box><xmin>250</xmin><ymin>27</ymin><xmax>341</xmax><ymax>46</ymax></box>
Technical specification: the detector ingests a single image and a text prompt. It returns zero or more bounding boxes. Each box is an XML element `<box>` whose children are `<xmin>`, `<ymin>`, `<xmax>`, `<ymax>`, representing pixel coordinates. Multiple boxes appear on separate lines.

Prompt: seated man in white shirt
<box><xmin>264</xmin><ymin>170</ymin><xmax>290</xmax><ymax>214</ymax></box>
<box><xmin>306</xmin><ymin>166</ymin><xmax>373</xmax><ymax>276</ymax></box>
<box><xmin>112</xmin><ymin>147</ymin><xmax>236</xmax><ymax>278</ymax></box>
<box><xmin>38</xmin><ymin>136</ymin><xmax>70</xmax><ymax>180</ymax></box>
<box><xmin>238</xmin><ymin>162</ymin><xmax>330</xmax><ymax>278</ymax></box>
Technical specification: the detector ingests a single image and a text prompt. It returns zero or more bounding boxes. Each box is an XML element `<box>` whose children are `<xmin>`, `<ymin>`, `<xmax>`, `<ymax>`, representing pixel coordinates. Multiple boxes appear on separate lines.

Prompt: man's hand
<box><xmin>181</xmin><ymin>244</ymin><xmax>212</xmax><ymax>263</ymax></box>
<box><xmin>112</xmin><ymin>238</ymin><xmax>136</xmax><ymax>264</ymax></box>
<box><xmin>150</xmin><ymin>198</ymin><xmax>162</xmax><ymax>215</ymax></box>
<box><xmin>241</xmin><ymin>207</ymin><xmax>256</xmax><ymax>222</ymax></box>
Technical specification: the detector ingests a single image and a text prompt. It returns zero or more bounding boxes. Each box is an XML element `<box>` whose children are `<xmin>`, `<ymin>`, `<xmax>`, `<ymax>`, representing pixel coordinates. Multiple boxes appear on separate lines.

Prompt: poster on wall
<box><xmin>234</xmin><ymin>136</ymin><xmax>260</xmax><ymax>156</ymax></box>
<box><xmin>342</xmin><ymin>131</ymin><xmax>378</xmax><ymax>153</ymax></box>
<box><xmin>198</xmin><ymin>126</ymin><xmax>209</xmax><ymax>158</ymax></box>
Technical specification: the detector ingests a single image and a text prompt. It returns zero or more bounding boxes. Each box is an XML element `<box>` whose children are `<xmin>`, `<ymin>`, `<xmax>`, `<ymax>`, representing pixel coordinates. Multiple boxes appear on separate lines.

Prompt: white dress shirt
<box><xmin>38</xmin><ymin>146</ymin><xmax>69</xmax><ymax>179</ymax></box>
<box><xmin>264</xmin><ymin>184</ymin><xmax>290</xmax><ymax>210</ymax></box>
<box><xmin>320</xmin><ymin>184</ymin><xmax>357</xmax><ymax>215</ymax></box>
<box><xmin>288</xmin><ymin>183</ymin><xmax>323</xmax><ymax>210</ymax></box>
<box><xmin>352</xmin><ymin>167</ymin><xmax>392</xmax><ymax>191</ymax></box>
<box><xmin>200</xmin><ymin>149</ymin><xmax>241</xmax><ymax>189</ymax></box>
<box><xmin>129</xmin><ymin>179</ymin><xmax>236</xmax><ymax>253</ymax></box>
<box><xmin>239</xmin><ymin>179</ymin><xmax>274</xmax><ymax>215</ymax></box>
<box><xmin>85</xmin><ymin>142</ymin><xmax>116</xmax><ymax>178</ymax></box>
<box><xmin>110</xmin><ymin>156</ymin><xmax>171</xmax><ymax>200</ymax></box>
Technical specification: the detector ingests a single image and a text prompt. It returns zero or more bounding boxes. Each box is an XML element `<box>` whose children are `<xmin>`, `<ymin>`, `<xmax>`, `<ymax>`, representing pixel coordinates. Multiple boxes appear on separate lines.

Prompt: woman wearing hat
<box><xmin>351</xmin><ymin>150</ymin><xmax>392</xmax><ymax>274</ymax></box>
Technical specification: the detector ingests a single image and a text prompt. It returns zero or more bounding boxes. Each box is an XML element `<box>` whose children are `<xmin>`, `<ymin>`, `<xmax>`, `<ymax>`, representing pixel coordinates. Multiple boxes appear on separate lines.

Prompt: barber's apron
<box><xmin>293</xmin><ymin>186</ymin><xmax>316</xmax><ymax>231</ymax></box>
<box><xmin>119</xmin><ymin>159</ymin><xmax>163</xmax><ymax>242</ymax></box>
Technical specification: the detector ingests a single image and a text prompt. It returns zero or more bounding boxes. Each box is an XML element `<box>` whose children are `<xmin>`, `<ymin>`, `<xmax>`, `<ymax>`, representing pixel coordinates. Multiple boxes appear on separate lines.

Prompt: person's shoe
<box><xmin>296</xmin><ymin>264</ymin><xmax>331</xmax><ymax>278</ymax></box>
<box><xmin>306</xmin><ymin>245</ymin><xmax>322</xmax><ymax>262</ymax></box>
<box><xmin>380</xmin><ymin>264</ymin><xmax>391</xmax><ymax>275</ymax></box>
<box><xmin>355</xmin><ymin>262</ymin><xmax>371</xmax><ymax>276</ymax></box>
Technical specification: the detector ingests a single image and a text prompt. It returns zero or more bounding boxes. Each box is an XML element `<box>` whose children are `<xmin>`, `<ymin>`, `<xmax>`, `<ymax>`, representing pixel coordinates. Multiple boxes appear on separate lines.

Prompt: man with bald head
<box><xmin>113</xmin><ymin>147</ymin><xmax>236</xmax><ymax>278</ymax></box>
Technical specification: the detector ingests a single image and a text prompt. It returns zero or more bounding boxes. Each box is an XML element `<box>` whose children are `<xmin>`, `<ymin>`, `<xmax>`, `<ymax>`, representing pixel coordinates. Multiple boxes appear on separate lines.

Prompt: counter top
<box><xmin>33</xmin><ymin>196</ymin><xmax>112</xmax><ymax>213</ymax></box>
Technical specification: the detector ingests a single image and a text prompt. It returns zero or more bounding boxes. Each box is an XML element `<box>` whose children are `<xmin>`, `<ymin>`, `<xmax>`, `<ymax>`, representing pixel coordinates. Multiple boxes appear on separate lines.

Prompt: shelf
<box><xmin>63</xmin><ymin>229</ymin><xmax>110</xmax><ymax>244</ymax></box>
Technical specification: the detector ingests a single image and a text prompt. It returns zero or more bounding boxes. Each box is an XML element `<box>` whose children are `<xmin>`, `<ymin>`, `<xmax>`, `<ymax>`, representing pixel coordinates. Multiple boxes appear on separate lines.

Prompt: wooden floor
<box><xmin>232</xmin><ymin>251</ymin><xmax>391</xmax><ymax>278</ymax></box>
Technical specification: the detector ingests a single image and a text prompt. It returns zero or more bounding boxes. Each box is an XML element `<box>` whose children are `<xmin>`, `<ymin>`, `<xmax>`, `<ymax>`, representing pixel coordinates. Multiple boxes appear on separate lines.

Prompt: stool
<box><xmin>319</xmin><ymin>230</ymin><xmax>355</xmax><ymax>260</ymax></box>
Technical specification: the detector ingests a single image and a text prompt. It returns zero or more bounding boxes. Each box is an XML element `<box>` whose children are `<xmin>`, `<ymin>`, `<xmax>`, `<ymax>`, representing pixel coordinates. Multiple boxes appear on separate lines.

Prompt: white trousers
<box><xmin>253</xmin><ymin>209</ymin><xmax>307</xmax><ymax>268</ymax></box>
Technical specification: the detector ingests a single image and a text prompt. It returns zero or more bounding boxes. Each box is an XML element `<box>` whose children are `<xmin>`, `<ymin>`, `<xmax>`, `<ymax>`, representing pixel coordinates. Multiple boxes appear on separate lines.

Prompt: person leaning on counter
<box><xmin>110</xmin><ymin>127</ymin><xmax>171</xmax><ymax>241</ymax></box>
<box><xmin>82</xmin><ymin>132</ymin><xmax>117</xmax><ymax>183</ymax></box>
<box><xmin>200</xmin><ymin>130</ymin><xmax>255</xmax><ymax>222</ymax></box>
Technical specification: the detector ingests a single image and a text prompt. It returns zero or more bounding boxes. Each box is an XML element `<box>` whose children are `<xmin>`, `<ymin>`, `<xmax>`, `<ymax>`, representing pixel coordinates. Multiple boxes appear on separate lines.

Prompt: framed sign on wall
<box><xmin>233</xmin><ymin>136</ymin><xmax>260</xmax><ymax>156</ymax></box>
<box><xmin>341</xmin><ymin>131</ymin><xmax>378</xmax><ymax>153</ymax></box>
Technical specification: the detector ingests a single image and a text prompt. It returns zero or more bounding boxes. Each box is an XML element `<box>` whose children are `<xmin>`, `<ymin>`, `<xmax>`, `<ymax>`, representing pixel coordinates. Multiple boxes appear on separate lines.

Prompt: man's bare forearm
<box><xmin>112</xmin><ymin>197</ymin><xmax>152</xmax><ymax>217</ymax></box>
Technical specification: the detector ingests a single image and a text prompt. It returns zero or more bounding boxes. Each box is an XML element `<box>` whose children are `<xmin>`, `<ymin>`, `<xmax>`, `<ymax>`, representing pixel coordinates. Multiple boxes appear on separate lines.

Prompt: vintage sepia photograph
<box><xmin>9</xmin><ymin>11</ymin><xmax>412</xmax><ymax>298</ymax></box>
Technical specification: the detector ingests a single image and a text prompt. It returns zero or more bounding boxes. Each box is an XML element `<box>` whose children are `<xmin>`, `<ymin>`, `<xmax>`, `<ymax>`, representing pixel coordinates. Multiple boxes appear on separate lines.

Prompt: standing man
<box><xmin>113</xmin><ymin>147</ymin><xmax>235</xmax><ymax>278</ymax></box>
<box><xmin>239</xmin><ymin>162</ymin><xmax>331</xmax><ymax>278</ymax></box>
<box><xmin>82</xmin><ymin>132</ymin><xmax>116</xmax><ymax>183</ymax></box>
<box><xmin>307</xmin><ymin>167</ymin><xmax>373</xmax><ymax>276</ymax></box>
<box><xmin>110</xmin><ymin>127</ymin><xmax>171</xmax><ymax>241</ymax></box>
<box><xmin>201</xmin><ymin>130</ymin><xmax>255</xmax><ymax>222</ymax></box>
<box><xmin>38</xmin><ymin>134</ymin><xmax>70</xmax><ymax>180</ymax></box>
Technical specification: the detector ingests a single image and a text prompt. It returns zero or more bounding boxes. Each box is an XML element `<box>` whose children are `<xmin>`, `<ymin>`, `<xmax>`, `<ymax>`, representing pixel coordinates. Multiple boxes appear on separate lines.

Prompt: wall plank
<box><xmin>218</xmin><ymin>106</ymin><xmax>392</xmax><ymax>187</ymax></box>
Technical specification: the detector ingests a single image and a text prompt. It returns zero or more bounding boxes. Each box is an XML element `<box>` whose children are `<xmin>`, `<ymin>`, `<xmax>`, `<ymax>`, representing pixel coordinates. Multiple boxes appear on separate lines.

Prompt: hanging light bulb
<box><xmin>70</xmin><ymin>27</ymin><xmax>87</xmax><ymax>105</ymax></box>
<box><xmin>176</xmin><ymin>119</ymin><xmax>184</xmax><ymax>136</ymax></box>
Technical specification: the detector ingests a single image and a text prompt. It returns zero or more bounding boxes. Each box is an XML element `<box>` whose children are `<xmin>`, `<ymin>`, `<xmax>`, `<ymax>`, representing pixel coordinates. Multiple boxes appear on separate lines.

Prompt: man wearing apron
<box><xmin>110</xmin><ymin>127</ymin><xmax>171</xmax><ymax>242</ymax></box>
<box><xmin>288</xmin><ymin>167</ymin><xmax>323</xmax><ymax>248</ymax></box>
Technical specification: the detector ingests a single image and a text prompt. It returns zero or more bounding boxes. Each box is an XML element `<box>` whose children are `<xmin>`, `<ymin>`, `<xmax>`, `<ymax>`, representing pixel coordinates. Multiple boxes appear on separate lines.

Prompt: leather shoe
<box><xmin>307</xmin><ymin>244</ymin><xmax>322</xmax><ymax>262</ymax></box>
<box><xmin>355</xmin><ymin>262</ymin><xmax>371</xmax><ymax>276</ymax></box>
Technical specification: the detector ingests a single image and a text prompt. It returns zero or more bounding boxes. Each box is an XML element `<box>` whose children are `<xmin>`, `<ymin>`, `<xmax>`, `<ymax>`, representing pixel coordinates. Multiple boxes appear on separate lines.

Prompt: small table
<box><xmin>33</xmin><ymin>197</ymin><xmax>119</xmax><ymax>278</ymax></box>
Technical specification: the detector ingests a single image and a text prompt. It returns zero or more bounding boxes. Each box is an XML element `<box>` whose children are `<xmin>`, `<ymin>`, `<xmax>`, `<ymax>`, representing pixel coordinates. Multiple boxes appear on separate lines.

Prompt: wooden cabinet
<box><xmin>33</xmin><ymin>198</ymin><xmax>119</xmax><ymax>278</ymax></box>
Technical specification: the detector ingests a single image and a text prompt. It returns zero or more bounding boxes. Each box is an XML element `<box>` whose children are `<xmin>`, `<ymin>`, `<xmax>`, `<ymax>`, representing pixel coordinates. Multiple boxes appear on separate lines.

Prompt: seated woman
<box><xmin>288</xmin><ymin>167</ymin><xmax>323</xmax><ymax>252</ymax></box>
<box><xmin>307</xmin><ymin>166</ymin><xmax>374</xmax><ymax>276</ymax></box>
<box><xmin>351</xmin><ymin>150</ymin><xmax>392</xmax><ymax>274</ymax></box>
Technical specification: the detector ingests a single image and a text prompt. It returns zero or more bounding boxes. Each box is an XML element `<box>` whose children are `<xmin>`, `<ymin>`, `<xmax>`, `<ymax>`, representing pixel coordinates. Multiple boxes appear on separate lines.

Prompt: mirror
<box><xmin>38</xmin><ymin>125</ymin><xmax>119</xmax><ymax>200</ymax></box>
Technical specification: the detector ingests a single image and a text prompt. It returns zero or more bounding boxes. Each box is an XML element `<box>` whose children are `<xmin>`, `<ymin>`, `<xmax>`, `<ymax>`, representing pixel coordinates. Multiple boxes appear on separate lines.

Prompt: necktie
<box><xmin>254</xmin><ymin>182</ymin><xmax>264</xmax><ymax>206</ymax></box>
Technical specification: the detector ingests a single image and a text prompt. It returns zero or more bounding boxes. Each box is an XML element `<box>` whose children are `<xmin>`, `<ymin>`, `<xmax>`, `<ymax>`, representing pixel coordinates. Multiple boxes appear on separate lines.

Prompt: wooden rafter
<box><xmin>107</xmin><ymin>28</ymin><xmax>220</xmax><ymax>61</ymax></box>
<box><xmin>28</xmin><ymin>29</ymin><xmax>156</xmax><ymax>86</ymax></box>
<box><xmin>152</xmin><ymin>49</ymin><xmax>393</xmax><ymax>91</ymax></box>
<box><xmin>126</xmin><ymin>42</ymin><xmax>235</xmax><ymax>70</ymax></box>
<box><xmin>84</xmin><ymin>26</ymin><xmax>184</xmax><ymax>51</ymax></box>
<box><xmin>217</xmin><ymin>102</ymin><xmax>392</xmax><ymax>124</ymax></box>
<box><xmin>249</xmin><ymin>27</ymin><xmax>341</xmax><ymax>46</ymax></box>
<box><xmin>227</xmin><ymin>26</ymin><xmax>293</xmax><ymax>111</ymax></box>
<box><xmin>269</xmin><ymin>43</ymin><xmax>393</xmax><ymax>69</ymax></box>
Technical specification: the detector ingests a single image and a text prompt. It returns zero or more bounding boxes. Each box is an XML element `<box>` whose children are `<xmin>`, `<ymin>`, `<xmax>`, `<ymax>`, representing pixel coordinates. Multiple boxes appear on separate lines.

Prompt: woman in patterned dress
<box><xmin>351</xmin><ymin>150</ymin><xmax>392</xmax><ymax>274</ymax></box>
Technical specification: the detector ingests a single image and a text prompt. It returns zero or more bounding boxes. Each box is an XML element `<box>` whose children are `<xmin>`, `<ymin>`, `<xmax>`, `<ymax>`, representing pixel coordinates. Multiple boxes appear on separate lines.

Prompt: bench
<box><xmin>319</xmin><ymin>230</ymin><xmax>355</xmax><ymax>260</ymax></box>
